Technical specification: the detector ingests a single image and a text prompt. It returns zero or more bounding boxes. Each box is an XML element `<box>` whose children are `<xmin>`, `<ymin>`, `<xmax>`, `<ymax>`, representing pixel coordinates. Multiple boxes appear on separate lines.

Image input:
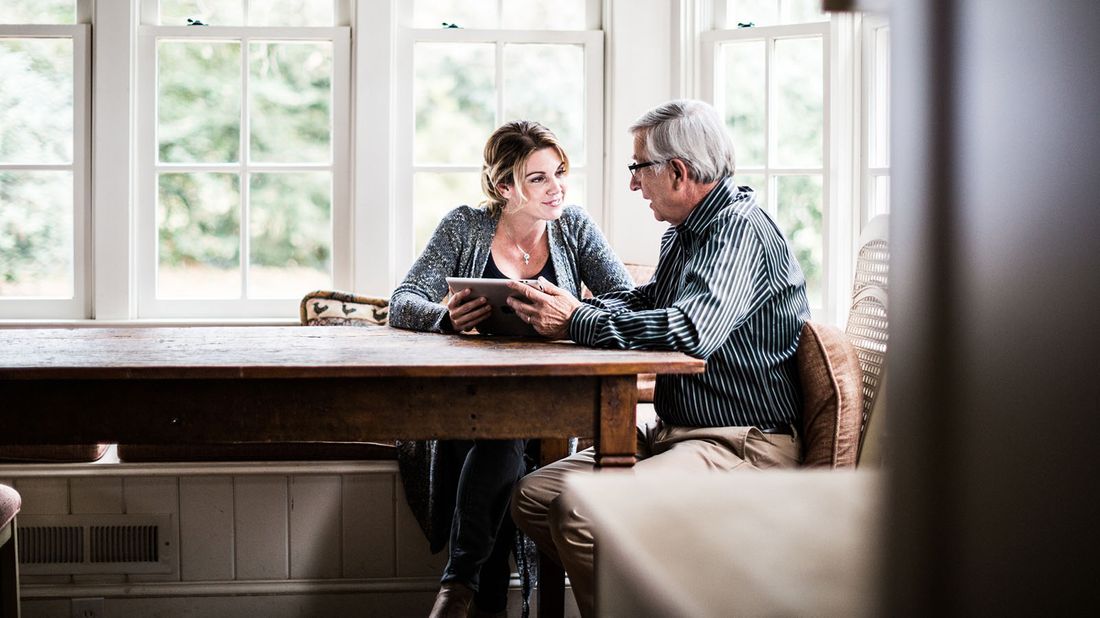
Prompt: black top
<box><xmin>482</xmin><ymin>250</ymin><xmax>558</xmax><ymax>284</ymax></box>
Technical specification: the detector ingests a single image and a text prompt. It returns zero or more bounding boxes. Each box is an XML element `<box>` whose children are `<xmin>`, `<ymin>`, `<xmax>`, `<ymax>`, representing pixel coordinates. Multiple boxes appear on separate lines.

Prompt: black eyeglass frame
<box><xmin>627</xmin><ymin>160</ymin><xmax>664</xmax><ymax>178</ymax></box>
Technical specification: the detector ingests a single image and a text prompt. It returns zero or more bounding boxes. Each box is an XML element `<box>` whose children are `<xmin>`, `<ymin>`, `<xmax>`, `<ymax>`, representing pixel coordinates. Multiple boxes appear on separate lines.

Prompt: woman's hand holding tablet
<box><xmin>445</xmin><ymin>277</ymin><xmax>542</xmax><ymax>336</ymax></box>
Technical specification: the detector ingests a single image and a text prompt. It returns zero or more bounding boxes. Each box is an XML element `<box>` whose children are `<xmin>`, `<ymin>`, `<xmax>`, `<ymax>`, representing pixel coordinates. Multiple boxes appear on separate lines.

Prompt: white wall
<box><xmin>602</xmin><ymin>0</ymin><xmax>678</xmax><ymax>266</ymax></box>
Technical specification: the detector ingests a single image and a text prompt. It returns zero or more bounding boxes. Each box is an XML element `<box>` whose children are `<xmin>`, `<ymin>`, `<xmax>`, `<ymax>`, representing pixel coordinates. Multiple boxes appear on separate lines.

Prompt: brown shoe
<box><xmin>429</xmin><ymin>582</ymin><xmax>475</xmax><ymax>618</ymax></box>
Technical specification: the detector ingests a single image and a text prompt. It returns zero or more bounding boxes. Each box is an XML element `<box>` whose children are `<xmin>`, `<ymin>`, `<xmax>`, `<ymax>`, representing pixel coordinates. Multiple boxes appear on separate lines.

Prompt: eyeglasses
<box><xmin>627</xmin><ymin>160</ymin><xmax>663</xmax><ymax>179</ymax></box>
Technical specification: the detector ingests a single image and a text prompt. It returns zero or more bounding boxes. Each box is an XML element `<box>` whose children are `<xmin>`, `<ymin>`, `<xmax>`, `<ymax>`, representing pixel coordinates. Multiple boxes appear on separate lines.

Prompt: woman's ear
<box><xmin>498</xmin><ymin>183</ymin><xmax>513</xmax><ymax>199</ymax></box>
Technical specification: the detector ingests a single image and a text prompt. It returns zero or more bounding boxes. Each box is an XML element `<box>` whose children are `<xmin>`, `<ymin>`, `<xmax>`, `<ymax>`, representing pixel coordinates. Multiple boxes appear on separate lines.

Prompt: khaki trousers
<box><xmin>511</xmin><ymin>414</ymin><xmax>802</xmax><ymax>617</ymax></box>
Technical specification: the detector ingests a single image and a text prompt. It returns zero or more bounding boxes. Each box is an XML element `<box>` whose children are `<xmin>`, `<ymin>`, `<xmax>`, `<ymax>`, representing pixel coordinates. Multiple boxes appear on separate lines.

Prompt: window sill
<box><xmin>0</xmin><ymin>318</ymin><xmax>299</xmax><ymax>328</ymax></box>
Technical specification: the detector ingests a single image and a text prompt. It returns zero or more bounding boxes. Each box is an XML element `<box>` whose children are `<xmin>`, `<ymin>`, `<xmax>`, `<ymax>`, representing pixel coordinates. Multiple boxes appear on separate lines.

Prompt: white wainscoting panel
<box><xmin>342</xmin><ymin>472</ymin><xmax>396</xmax><ymax>578</ymax></box>
<box><xmin>13</xmin><ymin>478</ymin><xmax>69</xmax><ymax>514</ymax></box>
<box><xmin>289</xmin><ymin>475</ymin><xmax>343</xmax><ymax>579</ymax></box>
<box><xmin>235</xmin><ymin>475</ymin><xmax>290</xmax><ymax>580</ymax></box>
<box><xmin>179</xmin><ymin>476</ymin><xmax>235</xmax><ymax>581</ymax></box>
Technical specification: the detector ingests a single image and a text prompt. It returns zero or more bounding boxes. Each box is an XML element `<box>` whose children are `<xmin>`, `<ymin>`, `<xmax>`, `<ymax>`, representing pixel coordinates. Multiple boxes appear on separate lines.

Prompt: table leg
<box><xmin>596</xmin><ymin>375</ymin><xmax>638</xmax><ymax>468</ymax></box>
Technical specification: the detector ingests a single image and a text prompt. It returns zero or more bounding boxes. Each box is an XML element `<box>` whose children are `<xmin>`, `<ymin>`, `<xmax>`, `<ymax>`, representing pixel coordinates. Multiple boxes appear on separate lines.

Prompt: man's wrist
<box><xmin>567</xmin><ymin>303</ymin><xmax>601</xmax><ymax>344</ymax></box>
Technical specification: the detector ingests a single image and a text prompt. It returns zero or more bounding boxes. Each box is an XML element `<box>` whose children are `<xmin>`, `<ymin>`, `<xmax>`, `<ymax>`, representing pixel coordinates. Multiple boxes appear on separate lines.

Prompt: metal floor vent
<box><xmin>17</xmin><ymin>514</ymin><xmax>176</xmax><ymax>575</ymax></box>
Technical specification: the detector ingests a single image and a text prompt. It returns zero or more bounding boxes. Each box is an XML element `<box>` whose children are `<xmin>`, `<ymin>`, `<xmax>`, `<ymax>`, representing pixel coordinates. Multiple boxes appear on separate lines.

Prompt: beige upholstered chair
<box><xmin>0</xmin><ymin>484</ymin><xmax>21</xmax><ymax>618</ymax></box>
<box><xmin>796</xmin><ymin>215</ymin><xmax>890</xmax><ymax>468</ymax></box>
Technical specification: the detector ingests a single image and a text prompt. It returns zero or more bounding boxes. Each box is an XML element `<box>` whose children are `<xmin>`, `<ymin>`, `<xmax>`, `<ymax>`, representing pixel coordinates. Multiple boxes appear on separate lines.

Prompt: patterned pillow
<box><xmin>797</xmin><ymin>321</ymin><xmax>864</xmax><ymax>469</ymax></box>
<box><xmin>300</xmin><ymin>290</ymin><xmax>389</xmax><ymax>326</ymax></box>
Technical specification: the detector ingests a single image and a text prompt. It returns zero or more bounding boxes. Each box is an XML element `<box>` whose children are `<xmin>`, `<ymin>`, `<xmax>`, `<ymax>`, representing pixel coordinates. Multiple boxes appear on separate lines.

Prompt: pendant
<box><xmin>521</xmin><ymin>252</ymin><xmax>530</xmax><ymax>265</ymax></box>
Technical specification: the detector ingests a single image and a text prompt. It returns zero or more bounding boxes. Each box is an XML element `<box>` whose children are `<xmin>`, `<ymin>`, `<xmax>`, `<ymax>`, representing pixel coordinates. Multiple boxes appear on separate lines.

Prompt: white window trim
<box><xmin>134</xmin><ymin>22</ymin><xmax>351</xmax><ymax>319</ymax></box>
<box><xmin>388</xmin><ymin>7</ymin><xmax>605</xmax><ymax>288</ymax></box>
<box><xmin>0</xmin><ymin>24</ymin><xmax>91</xmax><ymax>319</ymax></box>
<box><xmin>861</xmin><ymin>13</ymin><xmax>890</xmax><ymax>226</ymax></box>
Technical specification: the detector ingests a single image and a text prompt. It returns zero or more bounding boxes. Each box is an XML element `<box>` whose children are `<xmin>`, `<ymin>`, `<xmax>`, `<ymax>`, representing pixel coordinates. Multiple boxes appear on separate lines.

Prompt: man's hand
<box><xmin>505</xmin><ymin>277</ymin><xmax>582</xmax><ymax>339</ymax></box>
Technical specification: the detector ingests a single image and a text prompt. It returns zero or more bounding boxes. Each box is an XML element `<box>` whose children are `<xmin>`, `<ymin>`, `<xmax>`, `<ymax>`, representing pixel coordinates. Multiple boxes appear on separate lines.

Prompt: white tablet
<box><xmin>445</xmin><ymin>277</ymin><xmax>542</xmax><ymax>336</ymax></box>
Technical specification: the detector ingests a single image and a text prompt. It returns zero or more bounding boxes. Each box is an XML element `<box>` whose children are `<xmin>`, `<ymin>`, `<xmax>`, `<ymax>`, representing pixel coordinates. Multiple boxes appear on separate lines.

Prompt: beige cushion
<box><xmin>797</xmin><ymin>322</ymin><xmax>864</xmax><ymax>469</ymax></box>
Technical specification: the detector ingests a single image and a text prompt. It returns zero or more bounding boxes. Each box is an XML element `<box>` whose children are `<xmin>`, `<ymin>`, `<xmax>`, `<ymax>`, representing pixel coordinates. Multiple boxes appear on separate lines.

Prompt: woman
<box><xmin>390</xmin><ymin>120</ymin><xmax>633</xmax><ymax>617</ymax></box>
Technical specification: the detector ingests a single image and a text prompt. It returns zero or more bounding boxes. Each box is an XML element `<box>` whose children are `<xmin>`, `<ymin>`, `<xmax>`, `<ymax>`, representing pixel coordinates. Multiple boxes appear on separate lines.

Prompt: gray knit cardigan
<box><xmin>390</xmin><ymin>204</ymin><xmax>633</xmax><ymax>332</ymax></box>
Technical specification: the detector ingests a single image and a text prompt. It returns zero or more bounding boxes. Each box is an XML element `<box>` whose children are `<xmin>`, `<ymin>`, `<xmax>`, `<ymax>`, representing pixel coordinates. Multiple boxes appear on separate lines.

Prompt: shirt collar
<box><xmin>678</xmin><ymin>176</ymin><xmax>742</xmax><ymax>236</ymax></box>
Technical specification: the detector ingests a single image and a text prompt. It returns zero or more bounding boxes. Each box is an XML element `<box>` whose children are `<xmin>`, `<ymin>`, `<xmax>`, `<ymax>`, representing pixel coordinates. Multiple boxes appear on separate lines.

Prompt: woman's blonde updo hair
<box><xmin>481</xmin><ymin>120</ymin><xmax>569</xmax><ymax>218</ymax></box>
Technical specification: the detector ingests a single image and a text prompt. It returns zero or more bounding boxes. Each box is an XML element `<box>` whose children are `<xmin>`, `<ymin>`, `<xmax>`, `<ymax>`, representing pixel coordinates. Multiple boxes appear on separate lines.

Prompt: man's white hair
<box><xmin>628</xmin><ymin>99</ymin><xmax>736</xmax><ymax>183</ymax></box>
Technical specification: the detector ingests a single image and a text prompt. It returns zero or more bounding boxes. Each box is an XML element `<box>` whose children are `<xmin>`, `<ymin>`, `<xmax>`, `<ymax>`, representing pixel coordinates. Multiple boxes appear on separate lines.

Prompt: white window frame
<box><xmin>134</xmin><ymin>4</ymin><xmax>351</xmax><ymax>319</ymax></box>
<box><xmin>0</xmin><ymin>21</ymin><xmax>91</xmax><ymax>319</ymax></box>
<box><xmin>701</xmin><ymin>19</ymin><xmax>837</xmax><ymax>321</ymax></box>
<box><xmin>861</xmin><ymin>13</ymin><xmax>889</xmax><ymax>225</ymax></box>
<box><xmin>386</xmin><ymin>1</ymin><xmax>605</xmax><ymax>289</ymax></box>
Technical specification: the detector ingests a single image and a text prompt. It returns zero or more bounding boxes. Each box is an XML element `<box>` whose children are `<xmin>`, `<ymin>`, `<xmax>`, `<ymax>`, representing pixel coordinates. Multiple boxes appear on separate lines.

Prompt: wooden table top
<box><xmin>0</xmin><ymin>326</ymin><xmax>706</xmax><ymax>380</ymax></box>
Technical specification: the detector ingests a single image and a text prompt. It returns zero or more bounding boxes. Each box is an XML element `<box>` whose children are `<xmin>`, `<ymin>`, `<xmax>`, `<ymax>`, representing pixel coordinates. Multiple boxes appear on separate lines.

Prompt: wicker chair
<box><xmin>796</xmin><ymin>214</ymin><xmax>890</xmax><ymax>468</ymax></box>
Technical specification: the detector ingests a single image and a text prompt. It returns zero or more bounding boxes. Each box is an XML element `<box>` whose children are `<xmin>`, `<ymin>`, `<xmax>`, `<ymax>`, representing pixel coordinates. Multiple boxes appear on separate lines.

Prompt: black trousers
<box><xmin>440</xmin><ymin>438</ymin><xmax>528</xmax><ymax>612</ymax></box>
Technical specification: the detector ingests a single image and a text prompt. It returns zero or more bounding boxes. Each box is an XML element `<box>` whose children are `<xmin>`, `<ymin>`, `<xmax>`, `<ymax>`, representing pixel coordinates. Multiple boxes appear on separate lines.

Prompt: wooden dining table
<box><xmin>0</xmin><ymin>325</ymin><xmax>705</xmax><ymax>616</ymax></box>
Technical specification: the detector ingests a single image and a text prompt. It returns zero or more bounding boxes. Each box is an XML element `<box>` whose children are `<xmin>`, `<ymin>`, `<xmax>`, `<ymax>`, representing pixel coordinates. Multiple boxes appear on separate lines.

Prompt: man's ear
<box><xmin>669</xmin><ymin>159</ymin><xmax>689</xmax><ymax>188</ymax></box>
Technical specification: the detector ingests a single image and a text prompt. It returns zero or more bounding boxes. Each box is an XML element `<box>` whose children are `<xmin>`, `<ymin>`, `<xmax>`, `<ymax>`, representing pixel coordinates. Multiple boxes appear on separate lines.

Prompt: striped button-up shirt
<box><xmin>569</xmin><ymin>178</ymin><xmax>810</xmax><ymax>428</ymax></box>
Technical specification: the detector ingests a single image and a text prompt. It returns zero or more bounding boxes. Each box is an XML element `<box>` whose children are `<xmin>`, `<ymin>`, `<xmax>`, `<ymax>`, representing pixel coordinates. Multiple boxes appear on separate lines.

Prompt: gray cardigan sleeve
<box><xmin>389</xmin><ymin>207</ymin><xmax>475</xmax><ymax>333</ymax></box>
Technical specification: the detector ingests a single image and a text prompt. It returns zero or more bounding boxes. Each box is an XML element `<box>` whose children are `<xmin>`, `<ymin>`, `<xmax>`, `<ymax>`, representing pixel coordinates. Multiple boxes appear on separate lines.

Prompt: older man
<box><xmin>505</xmin><ymin>99</ymin><xmax>810</xmax><ymax>616</ymax></box>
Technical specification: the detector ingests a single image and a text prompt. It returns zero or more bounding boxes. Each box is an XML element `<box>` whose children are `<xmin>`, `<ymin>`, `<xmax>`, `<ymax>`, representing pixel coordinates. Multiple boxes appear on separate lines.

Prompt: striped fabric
<box><xmin>570</xmin><ymin>178</ymin><xmax>810</xmax><ymax>428</ymax></box>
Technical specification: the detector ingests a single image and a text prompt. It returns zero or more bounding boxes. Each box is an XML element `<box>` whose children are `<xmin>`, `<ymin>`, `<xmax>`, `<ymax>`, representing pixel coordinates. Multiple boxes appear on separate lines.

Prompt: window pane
<box><xmin>735</xmin><ymin>173</ymin><xmax>766</xmax><ymax>211</ymax></box>
<box><xmin>414</xmin><ymin>43</ymin><xmax>495</xmax><ymax>165</ymax></box>
<box><xmin>726</xmin><ymin>0</ymin><xmax>777</xmax><ymax>27</ymax></box>
<box><xmin>719</xmin><ymin>41</ymin><xmax>765</xmax><ymax>167</ymax></box>
<box><xmin>781</xmin><ymin>0</ymin><xmax>827</xmax><ymax>23</ymax></box>
<box><xmin>0</xmin><ymin>1</ymin><xmax>75</xmax><ymax>24</ymax></box>
<box><xmin>870</xmin><ymin>26</ymin><xmax>890</xmax><ymax>167</ymax></box>
<box><xmin>249</xmin><ymin>0</ymin><xmax>333</xmax><ymax>26</ymax></box>
<box><xmin>774</xmin><ymin>36</ymin><xmax>823</xmax><ymax>168</ymax></box>
<box><xmin>0</xmin><ymin>39</ymin><xmax>73</xmax><ymax>164</ymax></box>
<box><xmin>159</xmin><ymin>0</ymin><xmax>243</xmax><ymax>26</ymax></box>
<box><xmin>158</xmin><ymin>173</ymin><xmax>240</xmax><ymax>299</ymax></box>
<box><xmin>413</xmin><ymin>0</ymin><xmax>497</xmax><ymax>29</ymax></box>
<box><xmin>503</xmin><ymin>44</ymin><xmax>585</xmax><ymax>165</ymax></box>
<box><xmin>565</xmin><ymin>171</ymin><xmax>586</xmax><ymax>212</ymax></box>
<box><xmin>248</xmin><ymin>172</ymin><xmax>331</xmax><ymax>298</ymax></box>
<box><xmin>413</xmin><ymin>171</ymin><xmax>482</xmax><ymax>255</ymax></box>
<box><xmin>726</xmin><ymin>0</ymin><xmax>825</xmax><ymax>26</ymax></box>
<box><xmin>776</xmin><ymin>175</ymin><xmax>822</xmax><ymax>308</ymax></box>
<box><xmin>0</xmin><ymin>171</ymin><xmax>73</xmax><ymax>297</ymax></box>
<box><xmin>250</xmin><ymin>41</ymin><xmax>332</xmax><ymax>164</ymax></box>
<box><xmin>158</xmin><ymin>41</ymin><xmax>241</xmax><ymax>163</ymax></box>
<box><xmin>870</xmin><ymin>175</ymin><xmax>889</xmax><ymax>219</ymax></box>
<box><xmin>502</xmin><ymin>0</ymin><xmax>587</xmax><ymax>30</ymax></box>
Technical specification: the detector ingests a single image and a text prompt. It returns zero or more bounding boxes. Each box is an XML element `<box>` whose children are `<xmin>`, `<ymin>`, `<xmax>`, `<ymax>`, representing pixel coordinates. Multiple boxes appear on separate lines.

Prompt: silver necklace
<box><xmin>502</xmin><ymin>224</ymin><xmax>531</xmax><ymax>265</ymax></box>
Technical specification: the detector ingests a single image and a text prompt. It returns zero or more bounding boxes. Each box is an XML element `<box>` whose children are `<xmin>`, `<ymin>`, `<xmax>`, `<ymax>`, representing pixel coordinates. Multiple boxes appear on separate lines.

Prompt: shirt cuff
<box><xmin>568</xmin><ymin>303</ymin><xmax>605</xmax><ymax>345</ymax></box>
